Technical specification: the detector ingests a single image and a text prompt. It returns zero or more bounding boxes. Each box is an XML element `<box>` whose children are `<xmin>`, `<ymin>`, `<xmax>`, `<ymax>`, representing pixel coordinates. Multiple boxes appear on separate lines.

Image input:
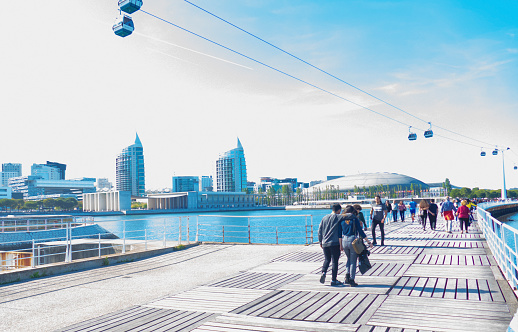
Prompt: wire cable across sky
<box><xmin>141</xmin><ymin>7</ymin><xmax>514</xmax><ymax>159</ymax></box>
<box><xmin>182</xmin><ymin>0</ymin><xmax>501</xmax><ymax>150</ymax></box>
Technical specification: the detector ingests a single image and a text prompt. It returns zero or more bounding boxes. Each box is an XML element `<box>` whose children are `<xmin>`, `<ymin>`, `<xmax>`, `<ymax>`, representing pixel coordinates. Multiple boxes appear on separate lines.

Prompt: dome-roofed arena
<box><xmin>310</xmin><ymin>172</ymin><xmax>429</xmax><ymax>192</ymax></box>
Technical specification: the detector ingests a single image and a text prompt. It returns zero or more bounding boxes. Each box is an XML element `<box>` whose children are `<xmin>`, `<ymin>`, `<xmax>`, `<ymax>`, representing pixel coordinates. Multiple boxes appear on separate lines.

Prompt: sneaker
<box><xmin>372</xmin><ymin>242</ymin><xmax>377</xmax><ymax>246</ymax></box>
<box><xmin>319</xmin><ymin>273</ymin><xmax>326</xmax><ymax>284</ymax></box>
<box><xmin>345</xmin><ymin>273</ymin><xmax>351</xmax><ymax>284</ymax></box>
<box><xmin>330</xmin><ymin>280</ymin><xmax>344</xmax><ymax>286</ymax></box>
<box><xmin>349</xmin><ymin>279</ymin><xmax>358</xmax><ymax>287</ymax></box>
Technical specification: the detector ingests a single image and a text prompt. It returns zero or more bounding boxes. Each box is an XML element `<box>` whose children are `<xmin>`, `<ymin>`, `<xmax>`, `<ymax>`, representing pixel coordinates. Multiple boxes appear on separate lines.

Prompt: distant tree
<box><xmin>449</xmin><ymin>189</ymin><xmax>461</xmax><ymax>198</ymax></box>
<box><xmin>43</xmin><ymin>198</ymin><xmax>56</xmax><ymax>210</ymax></box>
<box><xmin>443</xmin><ymin>178</ymin><xmax>452</xmax><ymax>195</ymax></box>
<box><xmin>24</xmin><ymin>201</ymin><xmax>39</xmax><ymax>211</ymax></box>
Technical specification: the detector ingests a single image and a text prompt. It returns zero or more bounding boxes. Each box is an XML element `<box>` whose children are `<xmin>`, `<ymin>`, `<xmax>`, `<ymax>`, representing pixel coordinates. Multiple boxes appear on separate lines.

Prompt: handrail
<box><xmin>477</xmin><ymin>202</ymin><xmax>518</xmax><ymax>296</ymax></box>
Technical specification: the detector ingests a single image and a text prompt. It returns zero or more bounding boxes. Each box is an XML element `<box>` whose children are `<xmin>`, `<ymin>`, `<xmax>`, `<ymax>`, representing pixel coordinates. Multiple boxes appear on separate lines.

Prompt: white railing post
<box><xmin>122</xmin><ymin>220</ymin><xmax>126</xmax><ymax>254</ymax></box>
<box><xmin>145</xmin><ymin>229</ymin><xmax>148</xmax><ymax>251</ymax></box>
<box><xmin>98</xmin><ymin>233</ymin><xmax>101</xmax><ymax>257</ymax></box>
<box><xmin>222</xmin><ymin>225</ymin><xmax>225</xmax><ymax>243</ymax></box>
<box><xmin>163</xmin><ymin>219</ymin><xmax>166</xmax><ymax>248</ymax></box>
<box><xmin>248</xmin><ymin>217</ymin><xmax>251</xmax><ymax>244</ymax></box>
<box><xmin>196</xmin><ymin>216</ymin><xmax>199</xmax><ymax>242</ymax></box>
<box><xmin>45</xmin><ymin>219</ymin><xmax>47</xmax><ymax>230</ymax></box>
<box><xmin>65</xmin><ymin>219</ymin><xmax>71</xmax><ymax>263</ymax></box>
<box><xmin>31</xmin><ymin>239</ymin><xmax>35</xmax><ymax>268</ymax></box>
<box><xmin>187</xmin><ymin>216</ymin><xmax>190</xmax><ymax>244</ymax></box>
<box><xmin>276</xmin><ymin>227</ymin><xmax>278</xmax><ymax>245</ymax></box>
<box><xmin>178</xmin><ymin>217</ymin><xmax>182</xmax><ymax>245</ymax></box>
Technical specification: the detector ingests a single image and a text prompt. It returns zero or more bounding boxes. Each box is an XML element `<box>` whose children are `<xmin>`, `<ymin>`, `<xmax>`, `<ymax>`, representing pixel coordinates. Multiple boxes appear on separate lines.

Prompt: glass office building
<box><xmin>216</xmin><ymin>138</ymin><xmax>247</xmax><ymax>192</ymax></box>
<box><xmin>116</xmin><ymin>133</ymin><xmax>145</xmax><ymax>197</ymax></box>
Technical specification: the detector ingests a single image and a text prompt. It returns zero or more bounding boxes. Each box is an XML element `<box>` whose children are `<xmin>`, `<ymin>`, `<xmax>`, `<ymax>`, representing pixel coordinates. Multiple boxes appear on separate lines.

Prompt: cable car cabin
<box><xmin>408</xmin><ymin>133</ymin><xmax>417</xmax><ymax>141</ymax></box>
<box><xmin>118</xmin><ymin>0</ymin><xmax>143</xmax><ymax>14</ymax></box>
<box><xmin>480</xmin><ymin>151</ymin><xmax>486</xmax><ymax>157</ymax></box>
<box><xmin>514</xmin><ymin>166</ymin><xmax>517</xmax><ymax>170</ymax></box>
<box><xmin>424</xmin><ymin>130</ymin><xmax>433</xmax><ymax>138</ymax></box>
<box><xmin>492</xmin><ymin>149</ymin><xmax>498</xmax><ymax>155</ymax></box>
<box><xmin>113</xmin><ymin>14</ymin><xmax>134</xmax><ymax>37</ymax></box>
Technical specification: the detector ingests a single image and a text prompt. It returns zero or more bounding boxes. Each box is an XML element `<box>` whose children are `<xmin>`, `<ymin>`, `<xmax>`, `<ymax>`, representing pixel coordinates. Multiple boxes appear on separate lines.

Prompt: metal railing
<box><xmin>196</xmin><ymin>214</ymin><xmax>314</xmax><ymax>245</ymax></box>
<box><xmin>477</xmin><ymin>201</ymin><xmax>518</xmax><ymax>294</ymax></box>
<box><xmin>0</xmin><ymin>210</ymin><xmax>413</xmax><ymax>272</ymax></box>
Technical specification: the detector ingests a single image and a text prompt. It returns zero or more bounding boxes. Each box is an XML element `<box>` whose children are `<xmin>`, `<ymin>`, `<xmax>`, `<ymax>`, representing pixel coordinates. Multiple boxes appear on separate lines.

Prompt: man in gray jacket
<box><xmin>318</xmin><ymin>203</ymin><xmax>352</xmax><ymax>286</ymax></box>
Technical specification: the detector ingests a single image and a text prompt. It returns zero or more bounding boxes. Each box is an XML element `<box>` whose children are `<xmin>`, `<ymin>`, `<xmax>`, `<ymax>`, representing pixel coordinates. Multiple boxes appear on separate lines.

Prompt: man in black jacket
<box><xmin>318</xmin><ymin>203</ymin><xmax>350</xmax><ymax>286</ymax></box>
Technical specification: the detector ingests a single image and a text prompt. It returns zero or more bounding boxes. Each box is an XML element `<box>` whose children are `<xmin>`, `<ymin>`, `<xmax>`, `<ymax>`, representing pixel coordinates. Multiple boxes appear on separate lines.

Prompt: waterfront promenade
<box><xmin>1</xmin><ymin>217</ymin><xmax>516</xmax><ymax>331</ymax></box>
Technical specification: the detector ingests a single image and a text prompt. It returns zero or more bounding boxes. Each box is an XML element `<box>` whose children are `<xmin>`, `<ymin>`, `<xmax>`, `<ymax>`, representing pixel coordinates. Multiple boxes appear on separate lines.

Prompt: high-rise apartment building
<box><xmin>1</xmin><ymin>163</ymin><xmax>22</xmax><ymax>186</ymax></box>
<box><xmin>116</xmin><ymin>133</ymin><xmax>145</xmax><ymax>197</ymax></box>
<box><xmin>200</xmin><ymin>175</ymin><xmax>213</xmax><ymax>192</ymax></box>
<box><xmin>172</xmin><ymin>176</ymin><xmax>199</xmax><ymax>192</ymax></box>
<box><xmin>216</xmin><ymin>138</ymin><xmax>247</xmax><ymax>192</ymax></box>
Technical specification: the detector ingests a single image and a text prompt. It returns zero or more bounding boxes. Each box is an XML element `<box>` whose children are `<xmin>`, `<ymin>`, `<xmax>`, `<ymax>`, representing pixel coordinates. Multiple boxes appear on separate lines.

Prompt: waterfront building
<box><xmin>8</xmin><ymin>176</ymin><xmax>96</xmax><ymax>199</ymax></box>
<box><xmin>147</xmin><ymin>191</ymin><xmax>257</xmax><ymax>210</ymax></box>
<box><xmin>256</xmin><ymin>177</ymin><xmax>299</xmax><ymax>193</ymax></box>
<box><xmin>309</xmin><ymin>180</ymin><xmax>323</xmax><ymax>187</ymax></box>
<box><xmin>0</xmin><ymin>186</ymin><xmax>12</xmax><ymax>199</ymax></box>
<box><xmin>327</xmin><ymin>175</ymin><xmax>344</xmax><ymax>181</ymax></box>
<box><xmin>172</xmin><ymin>176</ymin><xmax>199</xmax><ymax>192</ymax></box>
<box><xmin>45</xmin><ymin>161</ymin><xmax>66</xmax><ymax>180</ymax></box>
<box><xmin>31</xmin><ymin>164</ymin><xmax>62</xmax><ymax>180</ymax></box>
<box><xmin>200</xmin><ymin>176</ymin><xmax>213</xmax><ymax>192</ymax></box>
<box><xmin>116</xmin><ymin>133</ymin><xmax>145</xmax><ymax>197</ymax></box>
<box><xmin>1</xmin><ymin>163</ymin><xmax>22</xmax><ymax>187</ymax></box>
<box><xmin>83</xmin><ymin>191</ymin><xmax>131</xmax><ymax>212</ymax></box>
<box><xmin>216</xmin><ymin>138</ymin><xmax>247</xmax><ymax>192</ymax></box>
<box><xmin>96</xmin><ymin>178</ymin><xmax>113</xmax><ymax>191</ymax></box>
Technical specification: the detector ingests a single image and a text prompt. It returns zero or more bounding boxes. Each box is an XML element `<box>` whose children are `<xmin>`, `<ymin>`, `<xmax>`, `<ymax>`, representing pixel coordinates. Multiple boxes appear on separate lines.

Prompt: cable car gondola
<box><xmin>113</xmin><ymin>14</ymin><xmax>134</xmax><ymax>37</ymax></box>
<box><xmin>424</xmin><ymin>122</ymin><xmax>433</xmax><ymax>138</ymax></box>
<box><xmin>408</xmin><ymin>126</ymin><xmax>417</xmax><ymax>141</ymax></box>
<box><xmin>480</xmin><ymin>151</ymin><xmax>486</xmax><ymax>157</ymax></box>
<box><xmin>492</xmin><ymin>149</ymin><xmax>498</xmax><ymax>156</ymax></box>
<box><xmin>118</xmin><ymin>0</ymin><xmax>143</xmax><ymax>14</ymax></box>
<box><xmin>514</xmin><ymin>165</ymin><xmax>517</xmax><ymax>170</ymax></box>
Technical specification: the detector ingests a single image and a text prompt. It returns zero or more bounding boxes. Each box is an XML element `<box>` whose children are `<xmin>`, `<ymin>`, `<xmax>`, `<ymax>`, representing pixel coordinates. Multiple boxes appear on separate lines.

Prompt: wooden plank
<box><xmin>409</xmin><ymin>277</ymin><xmax>427</xmax><ymax>297</ymax></box>
<box><xmin>231</xmin><ymin>290</ymin><xmax>284</xmax><ymax>315</ymax></box>
<box><xmin>327</xmin><ymin>293</ymin><xmax>369</xmax><ymax>323</ymax></box>
<box><xmin>389</xmin><ymin>276</ymin><xmax>410</xmax><ymax>296</ymax></box>
<box><xmin>352</xmin><ymin>295</ymin><xmax>387</xmax><ymax>325</ymax></box>
<box><xmin>297</xmin><ymin>292</ymin><xmax>342</xmax><ymax>321</ymax></box>
<box><xmin>443</xmin><ymin>278</ymin><xmax>457</xmax><ymax>299</ymax></box>
<box><xmin>265</xmin><ymin>291</ymin><xmax>315</xmax><ymax>318</ymax></box>
<box><xmin>467</xmin><ymin>279</ymin><xmax>480</xmax><ymax>301</ymax></box>
<box><xmin>250</xmin><ymin>291</ymin><xmax>305</xmax><ymax>317</ymax></box>
<box><xmin>487</xmin><ymin>278</ymin><xmax>506</xmax><ymax>302</ymax></box>
<box><xmin>399</xmin><ymin>277</ymin><xmax>418</xmax><ymax>296</ymax></box>
<box><xmin>432</xmin><ymin>278</ymin><xmax>447</xmax><ymax>298</ymax></box>
<box><xmin>318</xmin><ymin>293</ymin><xmax>365</xmax><ymax>322</ymax></box>
<box><xmin>213</xmin><ymin>313</ymin><xmax>358</xmax><ymax>331</ymax></box>
<box><xmin>293</xmin><ymin>292</ymin><xmax>343</xmax><ymax>321</ymax></box>
<box><xmin>280</xmin><ymin>292</ymin><xmax>329</xmax><ymax>320</ymax></box>
<box><xmin>404</xmin><ymin>264</ymin><xmax>494</xmax><ymax>279</ymax></box>
<box><xmin>478</xmin><ymin>279</ymin><xmax>493</xmax><ymax>302</ymax></box>
<box><xmin>421</xmin><ymin>278</ymin><xmax>437</xmax><ymax>298</ymax></box>
<box><xmin>456</xmin><ymin>279</ymin><xmax>468</xmax><ymax>300</ymax></box>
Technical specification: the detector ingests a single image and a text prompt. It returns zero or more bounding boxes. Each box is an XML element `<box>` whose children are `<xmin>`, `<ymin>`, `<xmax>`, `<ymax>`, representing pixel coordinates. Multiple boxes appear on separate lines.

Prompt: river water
<box><xmin>92</xmin><ymin>208</ymin><xmax>377</xmax><ymax>245</ymax></box>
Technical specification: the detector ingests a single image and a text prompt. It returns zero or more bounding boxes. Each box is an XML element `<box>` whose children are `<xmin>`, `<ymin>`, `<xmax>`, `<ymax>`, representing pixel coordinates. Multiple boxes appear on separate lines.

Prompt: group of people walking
<box><xmin>318</xmin><ymin>196</ymin><xmax>477</xmax><ymax>286</ymax></box>
<box><xmin>318</xmin><ymin>203</ymin><xmax>373</xmax><ymax>287</ymax></box>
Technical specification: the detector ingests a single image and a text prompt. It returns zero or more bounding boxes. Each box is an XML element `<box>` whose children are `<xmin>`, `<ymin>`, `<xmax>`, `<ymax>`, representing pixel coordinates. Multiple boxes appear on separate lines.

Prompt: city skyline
<box><xmin>1</xmin><ymin>1</ymin><xmax>517</xmax><ymax>190</ymax></box>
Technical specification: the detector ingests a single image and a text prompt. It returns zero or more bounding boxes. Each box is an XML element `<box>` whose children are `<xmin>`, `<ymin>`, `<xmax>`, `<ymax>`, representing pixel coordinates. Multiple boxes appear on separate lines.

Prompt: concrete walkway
<box><xmin>1</xmin><ymin>217</ymin><xmax>516</xmax><ymax>331</ymax></box>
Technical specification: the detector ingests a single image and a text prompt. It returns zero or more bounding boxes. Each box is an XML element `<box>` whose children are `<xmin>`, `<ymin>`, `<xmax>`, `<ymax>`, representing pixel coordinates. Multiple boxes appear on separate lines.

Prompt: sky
<box><xmin>1</xmin><ymin>0</ymin><xmax>517</xmax><ymax>191</ymax></box>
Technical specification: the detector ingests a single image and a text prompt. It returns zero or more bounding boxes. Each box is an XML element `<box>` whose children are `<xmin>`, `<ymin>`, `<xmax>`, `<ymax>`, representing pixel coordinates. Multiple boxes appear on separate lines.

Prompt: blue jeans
<box><xmin>342</xmin><ymin>235</ymin><xmax>358</xmax><ymax>280</ymax></box>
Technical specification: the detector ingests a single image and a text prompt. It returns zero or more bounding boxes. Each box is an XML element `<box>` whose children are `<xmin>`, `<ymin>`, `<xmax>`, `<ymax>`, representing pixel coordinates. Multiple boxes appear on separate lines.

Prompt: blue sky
<box><xmin>1</xmin><ymin>1</ymin><xmax>517</xmax><ymax>191</ymax></box>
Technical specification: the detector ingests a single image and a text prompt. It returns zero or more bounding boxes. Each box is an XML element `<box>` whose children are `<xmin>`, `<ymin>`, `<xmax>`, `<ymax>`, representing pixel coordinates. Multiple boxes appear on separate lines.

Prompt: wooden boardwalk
<box><xmin>59</xmin><ymin>218</ymin><xmax>516</xmax><ymax>332</ymax></box>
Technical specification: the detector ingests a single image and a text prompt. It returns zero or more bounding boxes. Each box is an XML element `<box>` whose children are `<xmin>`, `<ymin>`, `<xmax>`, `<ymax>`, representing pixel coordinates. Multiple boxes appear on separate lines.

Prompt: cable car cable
<box><xmin>182</xmin><ymin>0</ymin><xmax>501</xmax><ymax>149</ymax></box>
<box><xmin>140</xmin><ymin>9</ymin><xmax>505</xmax><ymax>151</ymax></box>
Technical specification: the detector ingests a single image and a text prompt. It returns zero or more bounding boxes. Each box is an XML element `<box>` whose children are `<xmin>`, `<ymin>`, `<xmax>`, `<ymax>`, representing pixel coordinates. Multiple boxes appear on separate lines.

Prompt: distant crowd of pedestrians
<box><xmin>317</xmin><ymin>195</ymin><xmax>478</xmax><ymax>287</ymax></box>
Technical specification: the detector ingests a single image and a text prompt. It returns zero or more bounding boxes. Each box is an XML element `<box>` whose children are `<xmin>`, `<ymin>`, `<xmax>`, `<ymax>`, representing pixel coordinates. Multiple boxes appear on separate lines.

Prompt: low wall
<box><xmin>486</xmin><ymin>203</ymin><xmax>518</xmax><ymax>219</ymax></box>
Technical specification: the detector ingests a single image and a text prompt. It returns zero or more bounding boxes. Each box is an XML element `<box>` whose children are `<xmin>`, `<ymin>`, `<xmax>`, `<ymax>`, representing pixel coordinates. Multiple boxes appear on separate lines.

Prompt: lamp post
<box><xmin>490</xmin><ymin>147</ymin><xmax>510</xmax><ymax>199</ymax></box>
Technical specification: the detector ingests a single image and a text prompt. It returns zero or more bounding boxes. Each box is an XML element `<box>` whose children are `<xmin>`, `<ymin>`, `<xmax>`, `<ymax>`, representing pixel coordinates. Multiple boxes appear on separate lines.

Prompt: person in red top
<box><xmin>456</xmin><ymin>200</ymin><xmax>471</xmax><ymax>234</ymax></box>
